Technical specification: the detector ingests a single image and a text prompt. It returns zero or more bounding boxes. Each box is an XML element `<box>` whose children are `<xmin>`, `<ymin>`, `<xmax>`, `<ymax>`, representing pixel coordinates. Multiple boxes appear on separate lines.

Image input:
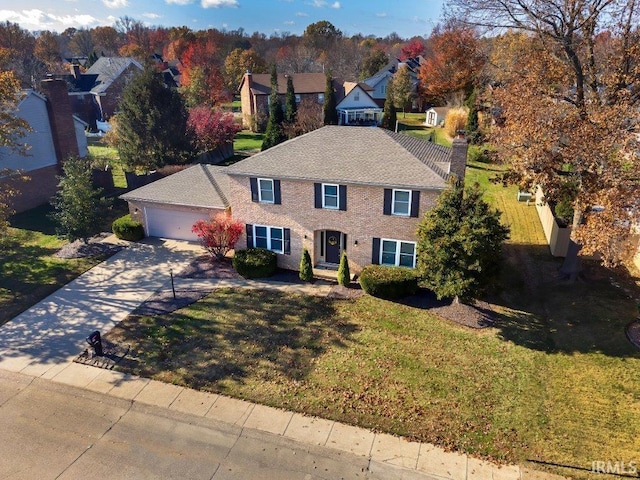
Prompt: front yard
<box><xmin>105</xmin><ymin>160</ymin><xmax>640</xmax><ymax>477</ymax></box>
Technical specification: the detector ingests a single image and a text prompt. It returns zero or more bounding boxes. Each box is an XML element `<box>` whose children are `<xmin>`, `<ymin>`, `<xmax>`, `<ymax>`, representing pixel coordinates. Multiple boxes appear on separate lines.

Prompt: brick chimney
<box><xmin>40</xmin><ymin>78</ymin><xmax>79</xmax><ymax>166</ymax></box>
<box><xmin>449</xmin><ymin>132</ymin><xmax>468</xmax><ymax>183</ymax></box>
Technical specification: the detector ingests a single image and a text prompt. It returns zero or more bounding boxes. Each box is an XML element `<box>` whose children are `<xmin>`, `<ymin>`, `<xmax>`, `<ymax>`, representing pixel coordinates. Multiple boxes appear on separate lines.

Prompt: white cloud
<box><xmin>375</xmin><ymin>12</ymin><xmax>387</xmax><ymax>17</ymax></box>
<box><xmin>295</xmin><ymin>11</ymin><xmax>309</xmax><ymax>17</ymax></box>
<box><xmin>284</xmin><ymin>20</ymin><xmax>295</xmax><ymax>25</ymax></box>
<box><xmin>143</xmin><ymin>12</ymin><xmax>162</xmax><ymax>19</ymax></box>
<box><xmin>0</xmin><ymin>9</ymin><xmax>98</xmax><ymax>30</ymax></box>
<box><xmin>201</xmin><ymin>0</ymin><xmax>239</xmax><ymax>7</ymax></box>
<box><xmin>330</xmin><ymin>1</ymin><xmax>340</xmax><ymax>8</ymax></box>
<box><xmin>102</xmin><ymin>0</ymin><xmax>128</xmax><ymax>8</ymax></box>
<box><xmin>165</xmin><ymin>0</ymin><xmax>194</xmax><ymax>5</ymax></box>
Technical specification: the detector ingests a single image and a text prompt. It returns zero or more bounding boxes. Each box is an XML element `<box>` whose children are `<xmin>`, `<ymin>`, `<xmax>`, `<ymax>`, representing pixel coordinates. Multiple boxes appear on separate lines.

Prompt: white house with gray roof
<box><xmin>122</xmin><ymin>126</ymin><xmax>467</xmax><ymax>273</ymax></box>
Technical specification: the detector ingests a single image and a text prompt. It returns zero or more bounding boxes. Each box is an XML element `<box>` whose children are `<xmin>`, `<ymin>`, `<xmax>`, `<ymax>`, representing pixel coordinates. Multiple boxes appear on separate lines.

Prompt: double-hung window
<box><xmin>380</xmin><ymin>239</ymin><xmax>416</xmax><ymax>268</ymax></box>
<box><xmin>314</xmin><ymin>183</ymin><xmax>346</xmax><ymax>211</ymax></box>
<box><xmin>258</xmin><ymin>178</ymin><xmax>274</xmax><ymax>203</ymax></box>
<box><xmin>392</xmin><ymin>189</ymin><xmax>411</xmax><ymax>216</ymax></box>
<box><xmin>253</xmin><ymin>225</ymin><xmax>284</xmax><ymax>253</ymax></box>
<box><xmin>322</xmin><ymin>184</ymin><xmax>339</xmax><ymax>209</ymax></box>
<box><xmin>383</xmin><ymin>188</ymin><xmax>419</xmax><ymax>217</ymax></box>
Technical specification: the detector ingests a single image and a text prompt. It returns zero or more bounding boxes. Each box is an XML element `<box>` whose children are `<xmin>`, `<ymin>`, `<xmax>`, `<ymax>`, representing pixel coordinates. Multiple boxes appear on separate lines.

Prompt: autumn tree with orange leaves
<box><xmin>449</xmin><ymin>0</ymin><xmax>640</xmax><ymax>274</ymax></box>
<box><xmin>180</xmin><ymin>35</ymin><xmax>226</xmax><ymax>106</ymax></box>
<box><xmin>418</xmin><ymin>22</ymin><xmax>485</xmax><ymax>106</ymax></box>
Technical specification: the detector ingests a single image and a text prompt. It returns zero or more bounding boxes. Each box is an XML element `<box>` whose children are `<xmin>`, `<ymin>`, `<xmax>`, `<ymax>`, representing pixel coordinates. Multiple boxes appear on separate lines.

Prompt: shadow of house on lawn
<box><xmin>110</xmin><ymin>289</ymin><xmax>358</xmax><ymax>392</ymax></box>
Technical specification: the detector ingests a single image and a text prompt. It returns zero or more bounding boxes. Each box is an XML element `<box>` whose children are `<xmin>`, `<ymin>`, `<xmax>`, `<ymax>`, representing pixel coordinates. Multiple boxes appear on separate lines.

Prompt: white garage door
<box><xmin>144</xmin><ymin>206</ymin><xmax>211</xmax><ymax>241</ymax></box>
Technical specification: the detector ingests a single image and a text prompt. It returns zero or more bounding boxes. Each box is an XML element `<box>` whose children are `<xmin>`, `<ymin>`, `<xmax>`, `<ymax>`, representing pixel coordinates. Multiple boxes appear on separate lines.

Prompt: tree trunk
<box><xmin>559</xmin><ymin>205</ymin><xmax>583</xmax><ymax>282</ymax></box>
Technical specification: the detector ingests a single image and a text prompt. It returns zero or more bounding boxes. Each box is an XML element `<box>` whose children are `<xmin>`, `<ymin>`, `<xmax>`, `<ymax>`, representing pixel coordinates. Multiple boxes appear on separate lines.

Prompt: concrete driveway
<box><xmin>0</xmin><ymin>238</ymin><xmax>203</xmax><ymax>377</ymax></box>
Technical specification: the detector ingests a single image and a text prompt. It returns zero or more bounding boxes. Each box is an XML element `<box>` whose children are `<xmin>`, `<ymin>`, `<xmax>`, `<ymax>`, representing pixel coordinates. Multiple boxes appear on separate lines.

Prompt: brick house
<box><xmin>239</xmin><ymin>72</ymin><xmax>343</xmax><ymax>131</ymax></box>
<box><xmin>122</xmin><ymin>126</ymin><xmax>467</xmax><ymax>274</ymax></box>
<box><xmin>57</xmin><ymin>57</ymin><xmax>143</xmax><ymax>129</ymax></box>
<box><xmin>0</xmin><ymin>79</ymin><xmax>88</xmax><ymax>213</ymax></box>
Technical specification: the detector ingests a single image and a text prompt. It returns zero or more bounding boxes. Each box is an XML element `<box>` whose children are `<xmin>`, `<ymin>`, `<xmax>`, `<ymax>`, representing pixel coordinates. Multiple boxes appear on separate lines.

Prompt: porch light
<box><xmin>354</xmin><ymin>240</ymin><xmax>358</xmax><ymax>246</ymax></box>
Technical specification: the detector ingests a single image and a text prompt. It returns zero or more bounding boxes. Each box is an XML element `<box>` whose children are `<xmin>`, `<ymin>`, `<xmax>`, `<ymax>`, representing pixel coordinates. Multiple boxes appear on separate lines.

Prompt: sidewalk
<box><xmin>0</xmin><ymin>239</ymin><xmax>560</xmax><ymax>480</ymax></box>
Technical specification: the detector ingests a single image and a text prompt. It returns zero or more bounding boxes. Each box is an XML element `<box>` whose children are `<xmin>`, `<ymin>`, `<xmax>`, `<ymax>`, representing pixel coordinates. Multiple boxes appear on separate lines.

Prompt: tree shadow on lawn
<box><xmin>110</xmin><ymin>289</ymin><xmax>359</xmax><ymax>391</ymax></box>
<box><xmin>486</xmin><ymin>243</ymin><xmax>640</xmax><ymax>358</ymax></box>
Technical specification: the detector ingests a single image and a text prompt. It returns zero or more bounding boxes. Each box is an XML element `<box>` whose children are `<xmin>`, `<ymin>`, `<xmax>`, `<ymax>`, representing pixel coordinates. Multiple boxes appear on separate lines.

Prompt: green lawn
<box><xmin>234</xmin><ymin>130</ymin><xmax>263</xmax><ymax>152</ymax></box>
<box><xmin>105</xmin><ymin>158</ymin><xmax>640</xmax><ymax>477</ymax></box>
<box><xmin>87</xmin><ymin>137</ymin><xmax>126</xmax><ymax>189</ymax></box>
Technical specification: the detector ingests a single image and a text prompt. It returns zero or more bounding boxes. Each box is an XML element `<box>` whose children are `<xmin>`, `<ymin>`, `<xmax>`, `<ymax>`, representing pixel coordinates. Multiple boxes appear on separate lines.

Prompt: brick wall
<box><xmin>240</xmin><ymin>74</ymin><xmax>255</xmax><ymax>130</ymax></box>
<box><xmin>228</xmin><ymin>176</ymin><xmax>440</xmax><ymax>273</ymax></box>
<box><xmin>1</xmin><ymin>165</ymin><xmax>59</xmax><ymax>213</ymax></box>
<box><xmin>40</xmin><ymin>79</ymin><xmax>80</xmax><ymax>162</ymax></box>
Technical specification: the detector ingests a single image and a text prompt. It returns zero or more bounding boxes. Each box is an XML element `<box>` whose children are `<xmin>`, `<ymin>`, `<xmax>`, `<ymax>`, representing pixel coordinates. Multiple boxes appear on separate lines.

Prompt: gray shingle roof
<box><xmin>225</xmin><ymin>126</ymin><xmax>452</xmax><ymax>190</ymax></box>
<box><xmin>86</xmin><ymin>57</ymin><xmax>142</xmax><ymax>95</ymax></box>
<box><xmin>120</xmin><ymin>164</ymin><xmax>229</xmax><ymax>208</ymax></box>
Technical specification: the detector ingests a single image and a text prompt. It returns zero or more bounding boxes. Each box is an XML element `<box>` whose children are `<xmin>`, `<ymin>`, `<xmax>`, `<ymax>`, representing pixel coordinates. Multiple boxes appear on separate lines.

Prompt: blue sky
<box><xmin>0</xmin><ymin>0</ymin><xmax>443</xmax><ymax>38</ymax></box>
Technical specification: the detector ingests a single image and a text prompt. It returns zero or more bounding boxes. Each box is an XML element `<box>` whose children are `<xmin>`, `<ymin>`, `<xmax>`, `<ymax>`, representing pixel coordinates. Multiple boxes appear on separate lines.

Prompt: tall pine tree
<box><xmin>116</xmin><ymin>66</ymin><xmax>193</xmax><ymax>172</ymax></box>
<box><xmin>323</xmin><ymin>71</ymin><xmax>338</xmax><ymax>125</ymax></box>
<box><xmin>284</xmin><ymin>75</ymin><xmax>297</xmax><ymax>125</ymax></box>
<box><xmin>261</xmin><ymin>64</ymin><xmax>287</xmax><ymax>151</ymax></box>
<box><xmin>381</xmin><ymin>76</ymin><xmax>397</xmax><ymax>131</ymax></box>
<box><xmin>416</xmin><ymin>180</ymin><xmax>509</xmax><ymax>304</ymax></box>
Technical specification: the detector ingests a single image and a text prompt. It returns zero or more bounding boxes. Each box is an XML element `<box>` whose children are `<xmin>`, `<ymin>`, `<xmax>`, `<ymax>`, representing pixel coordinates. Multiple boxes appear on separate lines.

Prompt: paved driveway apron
<box><xmin>0</xmin><ymin>239</ymin><xmax>201</xmax><ymax>376</ymax></box>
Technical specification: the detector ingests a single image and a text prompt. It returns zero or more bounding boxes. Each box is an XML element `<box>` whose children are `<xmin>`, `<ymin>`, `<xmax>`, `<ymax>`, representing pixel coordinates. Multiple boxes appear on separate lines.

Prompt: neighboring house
<box><xmin>122</xmin><ymin>164</ymin><xmax>230</xmax><ymax>242</ymax></box>
<box><xmin>239</xmin><ymin>72</ymin><xmax>343</xmax><ymax>131</ymax></box>
<box><xmin>424</xmin><ymin>107</ymin><xmax>450</xmax><ymax>128</ymax></box>
<box><xmin>363</xmin><ymin>56</ymin><xmax>424</xmax><ymax>109</ymax></box>
<box><xmin>0</xmin><ymin>79</ymin><xmax>88</xmax><ymax>213</ymax></box>
<box><xmin>336</xmin><ymin>82</ymin><xmax>383</xmax><ymax>126</ymax></box>
<box><xmin>54</xmin><ymin>57</ymin><xmax>143</xmax><ymax>129</ymax></box>
<box><xmin>122</xmin><ymin>126</ymin><xmax>468</xmax><ymax>274</ymax></box>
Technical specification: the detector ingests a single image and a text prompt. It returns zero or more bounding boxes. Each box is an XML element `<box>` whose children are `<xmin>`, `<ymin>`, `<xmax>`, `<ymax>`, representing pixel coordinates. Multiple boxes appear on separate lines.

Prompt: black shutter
<box><xmin>342</xmin><ymin>233</ymin><xmax>347</xmax><ymax>252</ymax></box>
<box><xmin>246</xmin><ymin>224</ymin><xmax>254</xmax><ymax>248</ymax></box>
<box><xmin>283</xmin><ymin>228</ymin><xmax>291</xmax><ymax>255</ymax></box>
<box><xmin>339</xmin><ymin>185</ymin><xmax>347</xmax><ymax>211</ymax></box>
<box><xmin>410</xmin><ymin>190</ymin><xmax>420</xmax><ymax>218</ymax></box>
<box><xmin>250</xmin><ymin>178</ymin><xmax>258</xmax><ymax>203</ymax></box>
<box><xmin>314</xmin><ymin>183</ymin><xmax>322</xmax><ymax>208</ymax></box>
<box><xmin>383</xmin><ymin>189</ymin><xmax>392</xmax><ymax>215</ymax></box>
<box><xmin>274</xmin><ymin>179</ymin><xmax>281</xmax><ymax>205</ymax></box>
<box><xmin>371</xmin><ymin>237</ymin><xmax>380</xmax><ymax>264</ymax></box>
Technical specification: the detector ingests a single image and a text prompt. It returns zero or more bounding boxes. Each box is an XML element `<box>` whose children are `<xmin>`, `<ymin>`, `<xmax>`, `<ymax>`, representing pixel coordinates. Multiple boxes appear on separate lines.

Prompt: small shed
<box><xmin>424</xmin><ymin>107</ymin><xmax>450</xmax><ymax>127</ymax></box>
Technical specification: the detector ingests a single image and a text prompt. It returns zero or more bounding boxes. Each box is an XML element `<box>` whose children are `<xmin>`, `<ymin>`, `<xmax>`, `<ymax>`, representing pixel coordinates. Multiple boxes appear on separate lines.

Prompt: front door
<box><xmin>325</xmin><ymin>230</ymin><xmax>341</xmax><ymax>264</ymax></box>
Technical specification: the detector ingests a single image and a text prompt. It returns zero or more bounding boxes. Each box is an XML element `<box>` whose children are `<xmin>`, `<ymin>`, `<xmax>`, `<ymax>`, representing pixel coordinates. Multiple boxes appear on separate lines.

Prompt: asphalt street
<box><xmin>0</xmin><ymin>370</ymin><xmax>435</xmax><ymax>480</ymax></box>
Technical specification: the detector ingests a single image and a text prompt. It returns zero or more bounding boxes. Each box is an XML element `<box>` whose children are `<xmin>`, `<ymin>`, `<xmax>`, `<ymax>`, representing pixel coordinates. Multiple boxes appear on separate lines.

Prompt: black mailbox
<box><xmin>86</xmin><ymin>330</ymin><xmax>103</xmax><ymax>356</ymax></box>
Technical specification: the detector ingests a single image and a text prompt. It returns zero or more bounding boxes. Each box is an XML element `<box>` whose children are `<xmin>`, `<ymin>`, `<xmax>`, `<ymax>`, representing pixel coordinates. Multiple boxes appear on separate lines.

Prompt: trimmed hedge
<box><xmin>112</xmin><ymin>214</ymin><xmax>144</xmax><ymax>241</ymax></box>
<box><xmin>359</xmin><ymin>265</ymin><xmax>419</xmax><ymax>299</ymax></box>
<box><xmin>233</xmin><ymin>248</ymin><xmax>277</xmax><ymax>278</ymax></box>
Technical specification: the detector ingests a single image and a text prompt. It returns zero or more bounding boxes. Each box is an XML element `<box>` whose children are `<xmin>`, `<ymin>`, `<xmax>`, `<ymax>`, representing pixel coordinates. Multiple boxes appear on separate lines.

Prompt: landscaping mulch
<box><xmin>56</xmin><ymin>233</ymin><xmax>125</xmax><ymax>259</ymax></box>
<box><xmin>626</xmin><ymin>320</ymin><xmax>640</xmax><ymax>349</ymax></box>
<box><xmin>176</xmin><ymin>255</ymin><xmax>241</xmax><ymax>279</ymax></box>
<box><xmin>133</xmin><ymin>289</ymin><xmax>211</xmax><ymax>316</ymax></box>
<box><xmin>402</xmin><ymin>290</ymin><xmax>496</xmax><ymax>329</ymax></box>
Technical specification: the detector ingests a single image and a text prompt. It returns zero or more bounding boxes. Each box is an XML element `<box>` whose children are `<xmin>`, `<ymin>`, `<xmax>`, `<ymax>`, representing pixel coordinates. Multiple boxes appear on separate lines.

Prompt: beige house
<box><xmin>122</xmin><ymin>126</ymin><xmax>468</xmax><ymax>274</ymax></box>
